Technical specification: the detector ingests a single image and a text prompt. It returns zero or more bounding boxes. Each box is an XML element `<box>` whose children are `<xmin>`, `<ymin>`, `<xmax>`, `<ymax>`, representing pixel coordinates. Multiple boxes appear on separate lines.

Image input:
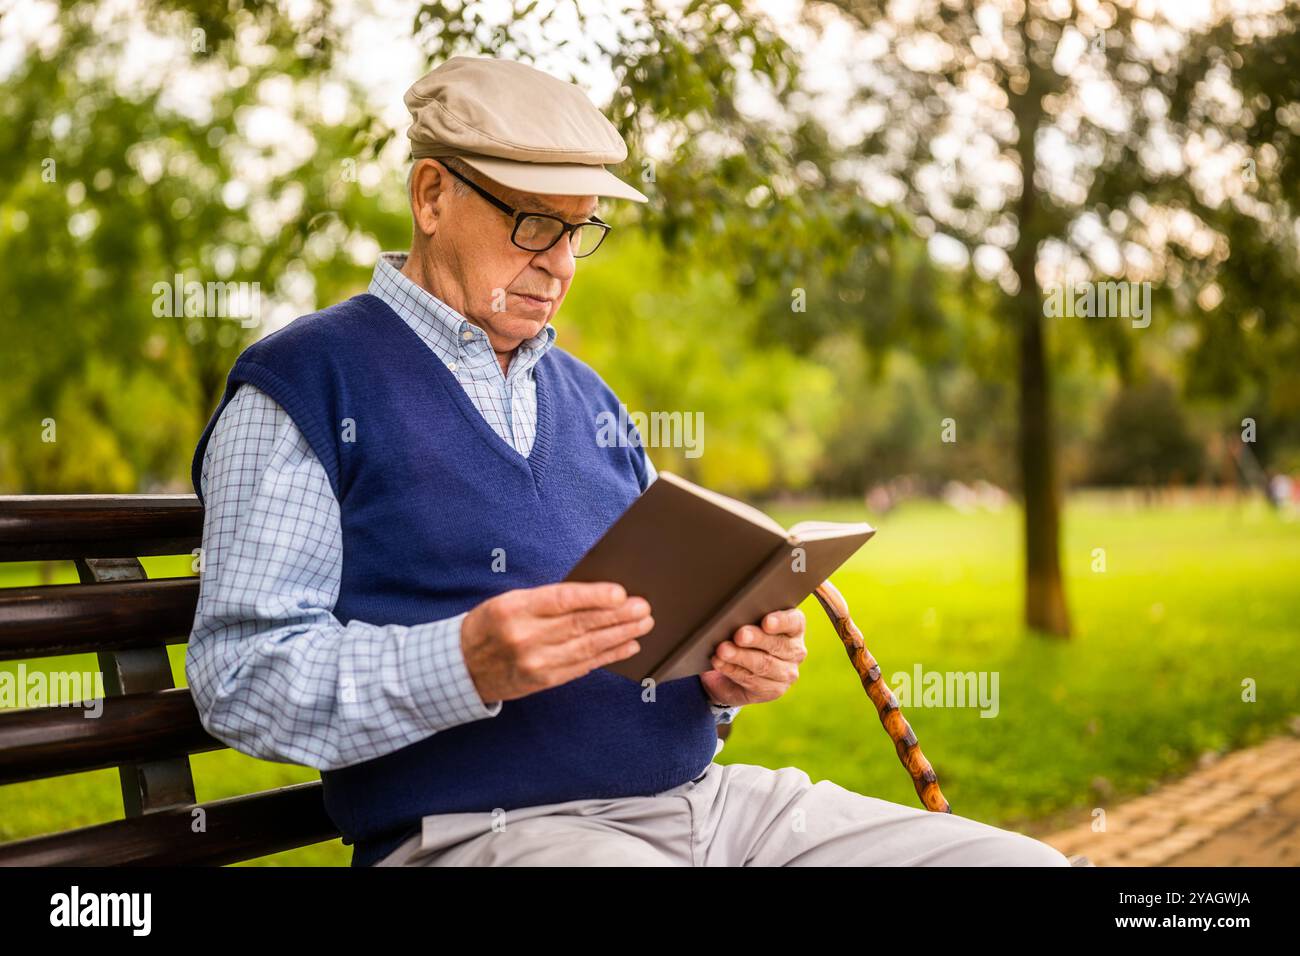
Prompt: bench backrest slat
<box><xmin>0</xmin><ymin>782</ymin><xmax>337</xmax><ymax>866</ymax></box>
<box><xmin>0</xmin><ymin>578</ymin><xmax>198</xmax><ymax>661</ymax></box>
<box><xmin>0</xmin><ymin>688</ymin><xmax>221</xmax><ymax>786</ymax></box>
<box><xmin>0</xmin><ymin>495</ymin><xmax>204</xmax><ymax>562</ymax></box>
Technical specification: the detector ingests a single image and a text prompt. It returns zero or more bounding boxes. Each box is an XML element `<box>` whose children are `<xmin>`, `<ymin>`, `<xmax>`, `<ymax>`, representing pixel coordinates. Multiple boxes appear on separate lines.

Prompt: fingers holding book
<box><xmin>461</xmin><ymin>581</ymin><xmax>655</xmax><ymax>703</ymax></box>
<box><xmin>701</xmin><ymin>607</ymin><xmax>807</xmax><ymax>706</ymax></box>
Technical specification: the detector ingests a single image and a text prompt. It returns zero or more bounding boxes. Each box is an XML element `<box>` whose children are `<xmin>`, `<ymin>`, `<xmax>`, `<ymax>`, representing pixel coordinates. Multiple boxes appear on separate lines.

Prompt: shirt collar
<box><xmin>367</xmin><ymin>252</ymin><xmax>557</xmax><ymax>377</ymax></box>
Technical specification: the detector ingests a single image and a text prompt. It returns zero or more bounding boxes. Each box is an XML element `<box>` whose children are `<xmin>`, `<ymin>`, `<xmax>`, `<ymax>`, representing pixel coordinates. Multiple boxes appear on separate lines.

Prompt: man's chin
<box><xmin>499</xmin><ymin>311</ymin><xmax>551</xmax><ymax>341</ymax></box>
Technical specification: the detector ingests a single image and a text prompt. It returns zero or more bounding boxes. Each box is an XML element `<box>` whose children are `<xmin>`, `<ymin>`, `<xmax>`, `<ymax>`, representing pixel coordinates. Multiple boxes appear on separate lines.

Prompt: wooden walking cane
<box><xmin>812</xmin><ymin>580</ymin><xmax>951</xmax><ymax>814</ymax></box>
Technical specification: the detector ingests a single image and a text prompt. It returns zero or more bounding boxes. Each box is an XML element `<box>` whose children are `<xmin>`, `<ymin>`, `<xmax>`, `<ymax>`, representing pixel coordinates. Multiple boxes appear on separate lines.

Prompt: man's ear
<box><xmin>409</xmin><ymin>159</ymin><xmax>448</xmax><ymax>238</ymax></box>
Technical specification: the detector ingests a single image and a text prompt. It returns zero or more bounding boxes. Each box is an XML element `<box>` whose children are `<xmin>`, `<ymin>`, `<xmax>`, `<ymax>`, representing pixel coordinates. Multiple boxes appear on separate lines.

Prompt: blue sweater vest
<box><xmin>190</xmin><ymin>294</ymin><xmax>718</xmax><ymax>866</ymax></box>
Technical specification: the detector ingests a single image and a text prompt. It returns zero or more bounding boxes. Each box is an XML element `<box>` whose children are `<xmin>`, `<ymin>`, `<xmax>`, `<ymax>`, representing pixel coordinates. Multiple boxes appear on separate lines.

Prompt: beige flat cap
<box><xmin>404</xmin><ymin>56</ymin><xmax>648</xmax><ymax>203</ymax></box>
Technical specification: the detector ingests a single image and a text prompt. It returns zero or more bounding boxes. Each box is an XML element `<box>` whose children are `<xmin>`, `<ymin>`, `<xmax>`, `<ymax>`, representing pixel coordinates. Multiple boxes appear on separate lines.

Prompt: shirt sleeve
<box><xmin>711</xmin><ymin>702</ymin><xmax>741</xmax><ymax>725</ymax></box>
<box><xmin>186</xmin><ymin>383</ymin><xmax>502</xmax><ymax>772</ymax></box>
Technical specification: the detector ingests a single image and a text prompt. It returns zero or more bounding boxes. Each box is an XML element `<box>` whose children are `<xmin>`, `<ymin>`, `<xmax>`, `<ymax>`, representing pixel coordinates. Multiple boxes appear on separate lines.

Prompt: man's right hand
<box><xmin>460</xmin><ymin>582</ymin><xmax>653</xmax><ymax>705</ymax></box>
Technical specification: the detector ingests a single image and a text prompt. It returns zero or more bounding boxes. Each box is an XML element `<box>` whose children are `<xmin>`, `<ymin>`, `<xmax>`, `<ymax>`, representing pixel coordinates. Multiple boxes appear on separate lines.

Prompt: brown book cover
<box><xmin>564</xmin><ymin>471</ymin><xmax>875</xmax><ymax>683</ymax></box>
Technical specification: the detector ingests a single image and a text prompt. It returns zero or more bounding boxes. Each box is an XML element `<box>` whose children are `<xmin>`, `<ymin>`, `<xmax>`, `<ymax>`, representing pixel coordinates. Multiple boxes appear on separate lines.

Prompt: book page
<box><xmin>789</xmin><ymin>519</ymin><xmax>876</xmax><ymax>543</ymax></box>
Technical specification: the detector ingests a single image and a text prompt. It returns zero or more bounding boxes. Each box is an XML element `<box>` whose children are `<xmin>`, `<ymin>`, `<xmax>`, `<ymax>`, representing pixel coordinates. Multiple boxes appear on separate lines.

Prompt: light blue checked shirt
<box><xmin>187</xmin><ymin>252</ymin><xmax>739</xmax><ymax>774</ymax></box>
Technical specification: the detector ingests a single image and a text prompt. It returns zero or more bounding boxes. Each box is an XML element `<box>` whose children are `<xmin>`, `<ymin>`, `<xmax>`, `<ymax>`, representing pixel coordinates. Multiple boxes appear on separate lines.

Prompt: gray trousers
<box><xmin>373</xmin><ymin>760</ymin><xmax>1071</xmax><ymax>866</ymax></box>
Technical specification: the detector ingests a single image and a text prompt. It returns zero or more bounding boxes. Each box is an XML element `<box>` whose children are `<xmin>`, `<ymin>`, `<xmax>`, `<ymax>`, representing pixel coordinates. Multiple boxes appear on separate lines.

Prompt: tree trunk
<box><xmin>1014</xmin><ymin>284</ymin><xmax>1071</xmax><ymax>636</ymax></box>
<box><xmin>1010</xmin><ymin>37</ymin><xmax>1071</xmax><ymax>638</ymax></box>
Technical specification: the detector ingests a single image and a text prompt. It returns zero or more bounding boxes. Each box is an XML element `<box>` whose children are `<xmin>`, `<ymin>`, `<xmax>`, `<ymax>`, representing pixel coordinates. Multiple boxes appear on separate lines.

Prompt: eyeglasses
<box><xmin>440</xmin><ymin>162</ymin><xmax>611</xmax><ymax>258</ymax></box>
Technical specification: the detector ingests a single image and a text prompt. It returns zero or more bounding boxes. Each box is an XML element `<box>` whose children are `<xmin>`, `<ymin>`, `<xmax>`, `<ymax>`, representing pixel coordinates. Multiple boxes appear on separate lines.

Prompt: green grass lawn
<box><xmin>2</xmin><ymin>497</ymin><xmax>1297</xmax><ymax>865</ymax></box>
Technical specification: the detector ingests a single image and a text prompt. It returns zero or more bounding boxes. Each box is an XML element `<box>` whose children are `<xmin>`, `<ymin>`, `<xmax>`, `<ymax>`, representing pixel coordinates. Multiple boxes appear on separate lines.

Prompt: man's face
<box><xmin>408</xmin><ymin>159</ymin><xmax>598</xmax><ymax>354</ymax></box>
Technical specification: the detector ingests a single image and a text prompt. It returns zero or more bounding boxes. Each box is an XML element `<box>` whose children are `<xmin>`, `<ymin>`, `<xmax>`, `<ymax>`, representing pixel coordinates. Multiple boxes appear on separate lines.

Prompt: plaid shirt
<box><xmin>186</xmin><ymin>253</ymin><xmax>738</xmax><ymax>773</ymax></box>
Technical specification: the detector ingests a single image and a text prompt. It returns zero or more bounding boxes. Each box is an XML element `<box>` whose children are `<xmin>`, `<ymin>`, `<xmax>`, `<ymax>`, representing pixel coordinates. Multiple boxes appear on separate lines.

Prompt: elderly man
<box><xmin>187</xmin><ymin>56</ymin><xmax>1069</xmax><ymax>868</ymax></box>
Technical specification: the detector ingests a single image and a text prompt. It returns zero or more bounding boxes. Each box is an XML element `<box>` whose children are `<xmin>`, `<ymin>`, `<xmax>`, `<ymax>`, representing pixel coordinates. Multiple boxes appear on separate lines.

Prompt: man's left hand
<box><xmin>699</xmin><ymin>607</ymin><xmax>806</xmax><ymax>707</ymax></box>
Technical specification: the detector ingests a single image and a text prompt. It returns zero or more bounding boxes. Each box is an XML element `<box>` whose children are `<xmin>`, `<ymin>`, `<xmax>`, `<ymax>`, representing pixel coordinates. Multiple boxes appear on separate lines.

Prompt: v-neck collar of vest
<box><xmin>356</xmin><ymin>292</ymin><xmax>554</xmax><ymax>491</ymax></box>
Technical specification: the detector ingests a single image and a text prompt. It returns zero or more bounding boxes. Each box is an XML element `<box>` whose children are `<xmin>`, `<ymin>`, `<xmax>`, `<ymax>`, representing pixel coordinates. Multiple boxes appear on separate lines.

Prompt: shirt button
<box><xmin>461</xmin><ymin>329</ymin><xmax>474</xmax><ymax>341</ymax></box>
<box><xmin>446</xmin><ymin>361</ymin><xmax>458</xmax><ymax>372</ymax></box>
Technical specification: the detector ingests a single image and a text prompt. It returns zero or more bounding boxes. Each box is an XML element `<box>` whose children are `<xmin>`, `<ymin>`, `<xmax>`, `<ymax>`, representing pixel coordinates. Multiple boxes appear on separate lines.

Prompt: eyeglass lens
<box><xmin>514</xmin><ymin>215</ymin><xmax>605</xmax><ymax>256</ymax></box>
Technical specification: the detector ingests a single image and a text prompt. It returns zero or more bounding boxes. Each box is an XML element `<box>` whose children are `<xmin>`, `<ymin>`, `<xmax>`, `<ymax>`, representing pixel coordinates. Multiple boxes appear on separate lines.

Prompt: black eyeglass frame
<box><xmin>439</xmin><ymin>162</ymin><xmax>611</xmax><ymax>257</ymax></box>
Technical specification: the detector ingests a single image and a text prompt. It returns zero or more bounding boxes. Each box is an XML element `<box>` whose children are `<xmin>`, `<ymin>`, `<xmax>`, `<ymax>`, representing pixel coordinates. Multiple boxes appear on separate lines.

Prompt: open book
<box><xmin>564</xmin><ymin>471</ymin><xmax>875</xmax><ymax>684</ymax></box>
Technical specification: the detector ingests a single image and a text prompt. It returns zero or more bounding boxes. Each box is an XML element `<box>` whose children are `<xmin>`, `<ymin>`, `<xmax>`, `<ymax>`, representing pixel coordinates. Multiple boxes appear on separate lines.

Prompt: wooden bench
<box><xmin>0</xmin><ymin>495</ymin><xmax>340</xmax><ymax>865</ymax></box>
<box><xmin>0</xmin><ymin>494</ymin><xmax>734</xmax><ymax>866</ymax></box>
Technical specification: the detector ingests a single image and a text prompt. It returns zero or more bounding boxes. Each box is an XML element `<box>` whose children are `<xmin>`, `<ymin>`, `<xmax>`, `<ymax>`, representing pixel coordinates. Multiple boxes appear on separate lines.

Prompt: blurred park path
<box><xmin>1044</xmin><ymin>724</ymin><xmax>1300</xmax><ymax>867</ymax></box>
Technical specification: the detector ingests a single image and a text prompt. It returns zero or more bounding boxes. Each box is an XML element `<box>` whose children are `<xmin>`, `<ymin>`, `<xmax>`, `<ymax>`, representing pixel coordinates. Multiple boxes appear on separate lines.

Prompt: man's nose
<box><xmin>531</xmin><ymin>232</ymin><xmax>578</xmax><ymax>280</ymax></box>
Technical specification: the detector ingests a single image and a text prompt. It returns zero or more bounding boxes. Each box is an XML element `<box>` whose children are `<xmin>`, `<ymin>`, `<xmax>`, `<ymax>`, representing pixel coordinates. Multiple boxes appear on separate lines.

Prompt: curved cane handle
<box><xmin>812</xmin><ymin>580</ymin><xmax>951</xmax><ymax>814</ymax></box>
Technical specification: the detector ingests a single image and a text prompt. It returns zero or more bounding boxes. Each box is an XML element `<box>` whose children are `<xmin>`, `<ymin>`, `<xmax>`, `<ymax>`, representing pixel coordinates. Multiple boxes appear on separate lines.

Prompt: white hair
<box><xmin>406</xmin><ymin>156</ymin><xmax>472</xmax><ymax>196</ymax></box>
